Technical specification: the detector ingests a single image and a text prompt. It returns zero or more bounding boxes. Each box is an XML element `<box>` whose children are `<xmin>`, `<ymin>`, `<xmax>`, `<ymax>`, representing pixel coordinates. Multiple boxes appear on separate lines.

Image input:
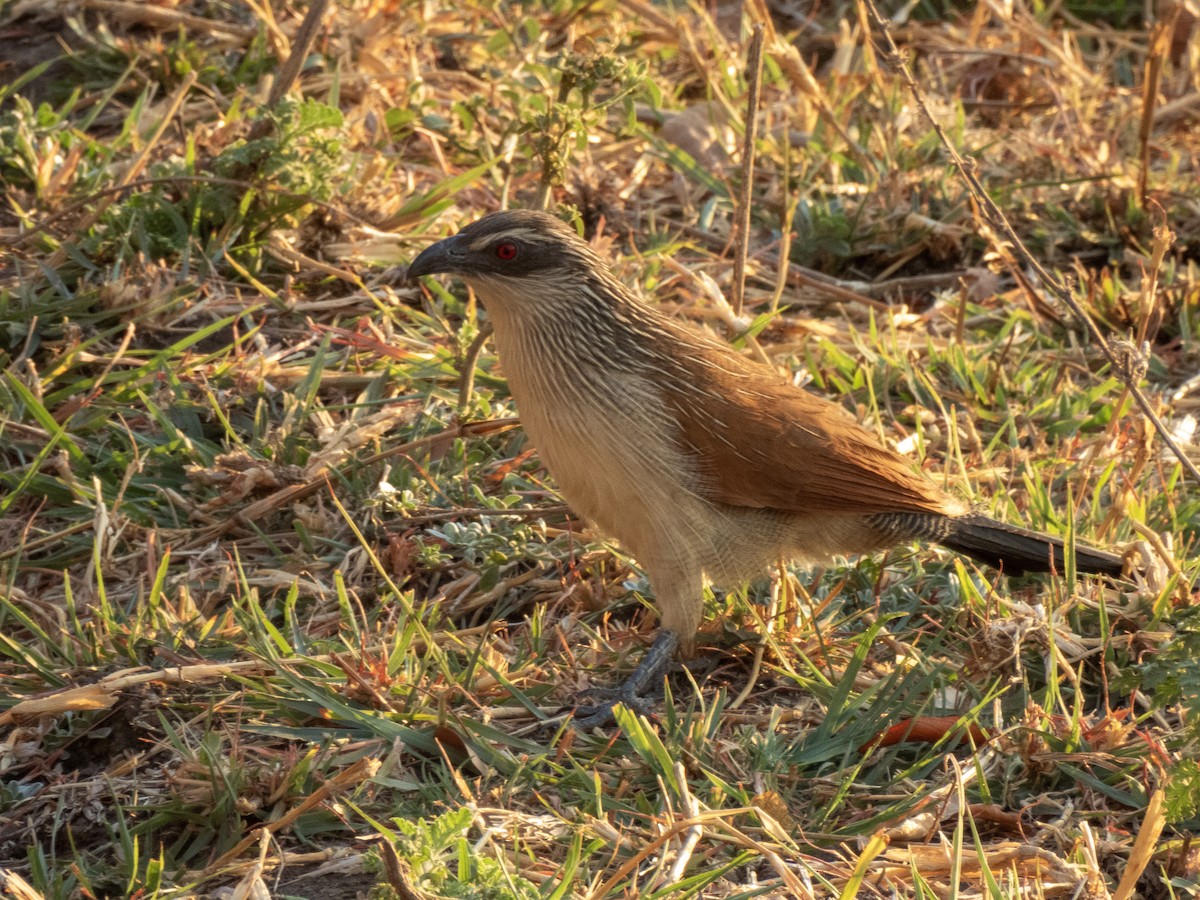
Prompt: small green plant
<box><xmin>1117</xmin><ymin>605</ymin><xmax>1200</xmax><ymax>736</ymax></box>
<box><xmin>371</xmin><ymin>808</ymin><xmax>540</xmax><ymax>900</ymax></box>
<box><xmin>93</xmin><ymin>96</ymin><xmax>346</xmax><ymax>273</ymax></box>
<box><xmin>515</xmin><ymin>47</ymin><xmax>648</xmax><ymax>208</ymax></box>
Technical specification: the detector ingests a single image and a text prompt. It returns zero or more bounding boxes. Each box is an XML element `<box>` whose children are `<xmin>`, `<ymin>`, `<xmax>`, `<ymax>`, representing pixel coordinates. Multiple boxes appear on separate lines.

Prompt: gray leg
<box><xmin>573</xmin><ymin>629</ymin><xmax>680</xmax><ymax>728</ymax></box>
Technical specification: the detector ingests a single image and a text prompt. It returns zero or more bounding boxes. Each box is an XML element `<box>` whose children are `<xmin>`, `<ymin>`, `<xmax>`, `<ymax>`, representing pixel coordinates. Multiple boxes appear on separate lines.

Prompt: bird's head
<box><xmin>407</xmin><ymin>210</ymin><xmax>599</xmax><ymax>285</ymax></box>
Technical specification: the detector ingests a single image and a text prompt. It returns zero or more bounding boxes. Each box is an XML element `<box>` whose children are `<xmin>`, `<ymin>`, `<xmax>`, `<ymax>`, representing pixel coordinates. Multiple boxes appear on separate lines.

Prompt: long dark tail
<box><xmin>870</xmin><ymin>512</ymin><xmax>1126</xmax><ymax>577</ymax></box>
<box><xmin>940</xmin><ymin>514</ymin><xmax>1124</xmax><ymax>577</ymax></box>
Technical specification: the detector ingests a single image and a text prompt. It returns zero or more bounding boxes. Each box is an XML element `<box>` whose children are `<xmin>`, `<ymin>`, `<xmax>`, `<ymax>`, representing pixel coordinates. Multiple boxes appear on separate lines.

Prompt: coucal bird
<box><xmin>408</xmin><ymin>209</ymin><xmax>1126</xmax><ymax>726</ymax></box>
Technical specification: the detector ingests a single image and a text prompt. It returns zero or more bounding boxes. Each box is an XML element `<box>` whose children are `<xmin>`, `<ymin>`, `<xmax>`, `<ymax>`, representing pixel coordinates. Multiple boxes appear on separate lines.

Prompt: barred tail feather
<box><xmin>869</xmin><ymin>511</ymin><xmax>1125</xmax><ymax>577</ymax></box>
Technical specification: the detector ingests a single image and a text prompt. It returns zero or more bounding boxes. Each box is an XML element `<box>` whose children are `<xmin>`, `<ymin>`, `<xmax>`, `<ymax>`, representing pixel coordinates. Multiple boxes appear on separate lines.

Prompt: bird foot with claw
<box><xmin>572</xmin><ymin>686</ymin><xmax>660</xmax><ymax>729</ymax></box>
<box><xmin>569</xmin><ymin>629</ymin><xmax>681</xmax><ymax>730</ymax></box>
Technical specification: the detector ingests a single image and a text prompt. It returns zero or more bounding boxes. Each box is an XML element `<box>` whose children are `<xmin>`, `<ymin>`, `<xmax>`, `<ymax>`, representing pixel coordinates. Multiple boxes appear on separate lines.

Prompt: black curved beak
<box><xmin>407</xmin><ymin>234</ymin><xmax>467</xmax><ymax>282</ymax></box>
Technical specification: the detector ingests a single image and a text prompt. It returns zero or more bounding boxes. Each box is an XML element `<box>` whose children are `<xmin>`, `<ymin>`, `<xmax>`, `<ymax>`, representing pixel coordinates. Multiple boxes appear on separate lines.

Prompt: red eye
<box><xmin>494</xmin><ymin>241</ymin><xmax>519</xmax><ymax>261</ymax></box>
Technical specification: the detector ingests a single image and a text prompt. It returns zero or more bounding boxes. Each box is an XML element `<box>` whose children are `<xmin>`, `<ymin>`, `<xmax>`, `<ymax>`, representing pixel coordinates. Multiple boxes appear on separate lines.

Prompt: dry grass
<box><xmin>1</xmin><ymin>0</ymin><xmax>1199</xmax><ymax>897</ymax></box>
